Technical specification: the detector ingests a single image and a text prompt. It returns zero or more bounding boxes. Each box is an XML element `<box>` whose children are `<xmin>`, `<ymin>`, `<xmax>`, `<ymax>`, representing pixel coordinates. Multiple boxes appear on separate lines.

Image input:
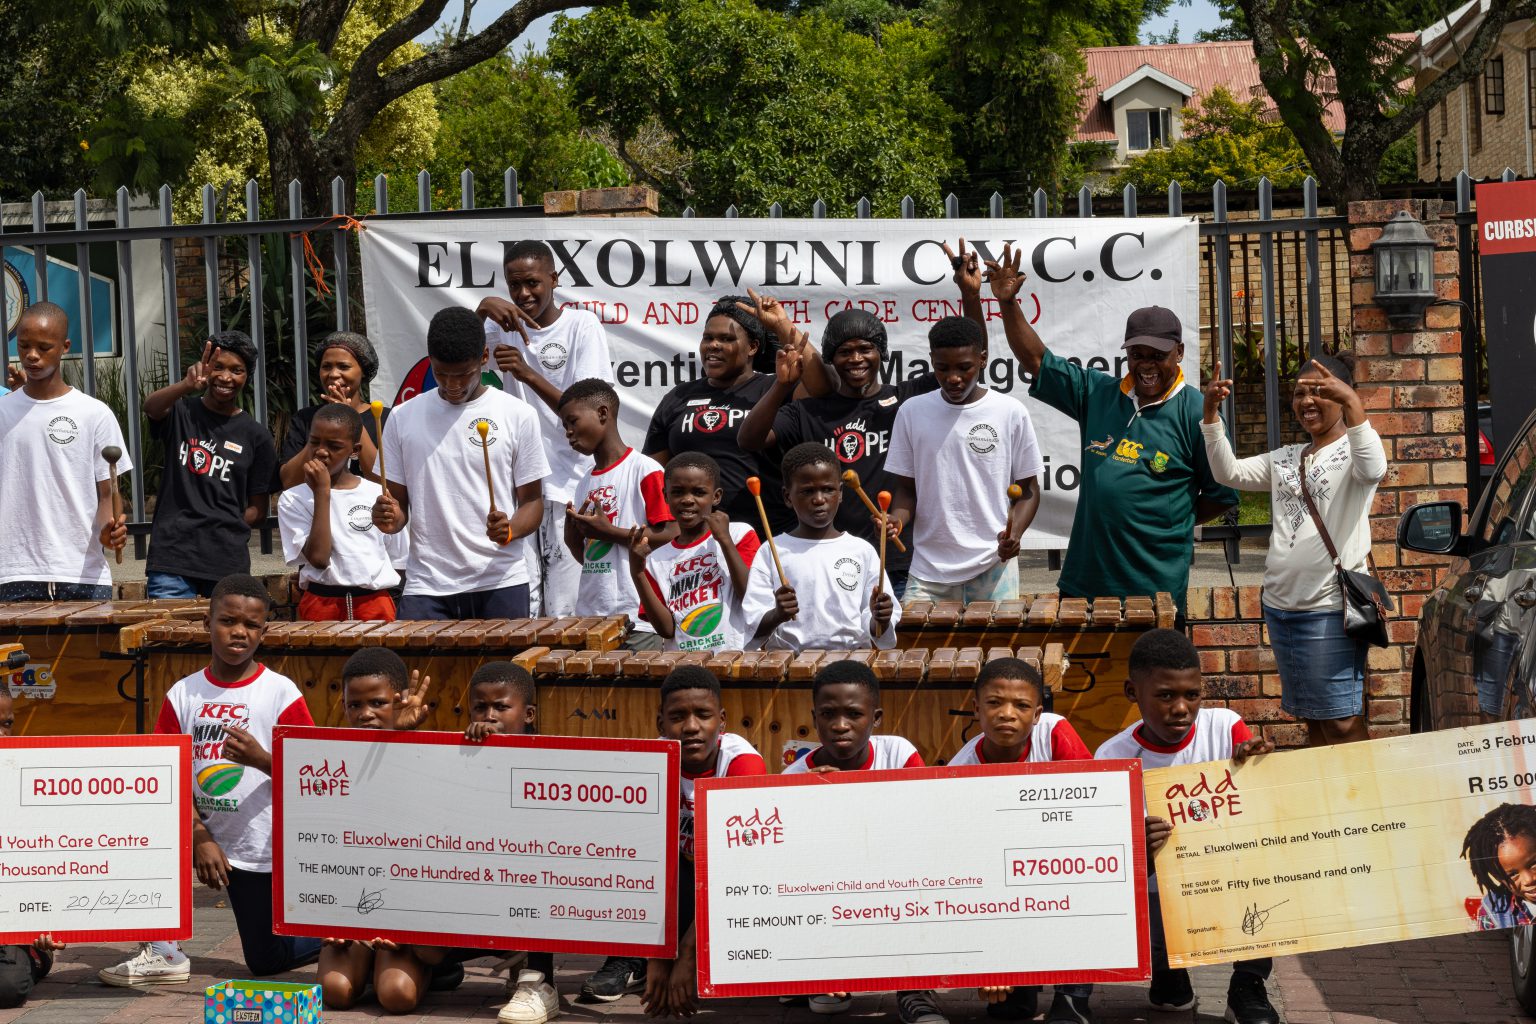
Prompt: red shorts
<box><xmin>297</xmin><ymin>590</ymin><xmax>396</xmax><ymax>622</ymax></box>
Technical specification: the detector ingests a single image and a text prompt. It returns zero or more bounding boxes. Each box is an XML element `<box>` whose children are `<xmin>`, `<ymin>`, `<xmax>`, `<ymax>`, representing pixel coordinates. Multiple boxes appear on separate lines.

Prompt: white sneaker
<box><xmin>98</xmin><ymin>943</ymin><xmax>192</xmax><ymax>987</ymax></box>
<box><xmin>811</xmin><ymin>993</ymin><xmax>854</xmax><ymax>1014</ymax></box>
<box><xmin>498</xmin><ymin>969</ymin><xmax>560</xmax><ymax>1024</ymax></box>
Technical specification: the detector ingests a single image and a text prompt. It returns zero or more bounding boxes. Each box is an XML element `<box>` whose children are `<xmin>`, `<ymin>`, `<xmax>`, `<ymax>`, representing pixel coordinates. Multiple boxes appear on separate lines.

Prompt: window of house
<box><xmin>1126</xmin><ymin>108</ymin><xmax>1173</xmax><ymax>151</ymax></box>
<box><xmin>1528</xmin><ymin>50</ymin><xmax>1536</xmax><ymax>128</ymax></box>
<box><xmin>1488</xmin><ymin>55</ymin><xmax>1506</xmax><ymax>115</ymax></box>
<box><xmin>1473</xmin><ymin>78</ymin><xmax>1485</xmax><ymax>151</ymax></box>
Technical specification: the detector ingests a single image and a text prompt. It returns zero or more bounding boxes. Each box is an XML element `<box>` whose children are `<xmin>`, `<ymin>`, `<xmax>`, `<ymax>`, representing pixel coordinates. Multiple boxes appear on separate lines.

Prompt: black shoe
<box><xmin>1149</xmin><ymin>968</ymin><xmax>1196</xmax><ymax>1011</ymax></box>
<box><xmin>897</xmin><ymin>989</ymin><xmax>949</xmax><ymax>1023</ymax></box>
<box><xmin>428</xmin><ymin>961</ymin><xmax>465</xmax><ymax>992</ymax></box>
<box><xmin>986</xmin><ymin>985</ymin><xmax>1039</xmax><ymax>1020</ymax></box>
<box><xmin>1224</xmin><ymin>974</ymin><xmax>1279</xmax><ymax>1024</ymax></box>
<box><xmin>1045</xmin><ymin>991</ymin><xmax>1097</xmax><ymax>1024</ymax></box>
<box><xmin>579</xmin><ymin>956</ymin><xmax>645</xmax><ymax>1002</ymax></box>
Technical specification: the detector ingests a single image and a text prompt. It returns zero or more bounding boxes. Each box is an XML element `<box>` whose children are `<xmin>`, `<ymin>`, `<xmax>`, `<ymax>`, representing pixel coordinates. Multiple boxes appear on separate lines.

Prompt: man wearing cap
<box><xmin>988</xmin><ymin>248</ymin><xmax>1236</xmax><ymax>620</ymax></box>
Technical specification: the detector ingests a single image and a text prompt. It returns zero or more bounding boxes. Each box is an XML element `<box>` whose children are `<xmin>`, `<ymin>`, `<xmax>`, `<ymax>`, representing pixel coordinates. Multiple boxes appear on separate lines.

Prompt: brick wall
<box><xmin>1187</xmin><ymin>197</ymin><xmax>1467</xmax><ymax>748</ymax></box>
<box><xmin>1416</xmin><ymin>24</ymin><xmax>1536</xmax><ymax>182</ymax></box>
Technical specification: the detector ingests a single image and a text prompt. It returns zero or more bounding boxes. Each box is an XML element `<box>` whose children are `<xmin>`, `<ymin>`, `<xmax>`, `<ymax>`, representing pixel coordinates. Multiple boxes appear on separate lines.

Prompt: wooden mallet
<box><xmin>745</xmin><ymin>476</ymin><xmax>789</xmax><ymax>588</ymax></box>
<box><xmin>370</xmin><ymin>400</ymin><xmax>386</xmax><ymax>490</ymax></box>
<box><xmin>876</xmin><ymin>489</ymin><xmax>892</xmax><ymax>593</ymax></box>
<box><xmin>101</xmin><ymin>445</ymin><xmax>124</xmax><ymax>565</ymax></box>
<box><xmin>841</xmin><ymin>469</ymin><xmax>906</xmax><ymax>552</ymax></box>
<box><xmin>1008</xmin><ymin>483</ymin><xmax>1024</xmax><ymax>503</ymax></box>
<box><xmin>476</xmin><ymin>420</ymin><xmax>498</xmax><ymax>513</ymax></box>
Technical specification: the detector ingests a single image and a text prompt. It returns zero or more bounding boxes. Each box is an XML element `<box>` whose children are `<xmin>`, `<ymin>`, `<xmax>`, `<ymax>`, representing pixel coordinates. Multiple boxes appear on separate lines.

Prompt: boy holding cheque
<box><xmin>1096</xmin><ymin>629</ymin><xmax>1278</xmax><ymax>1024</ymax></box>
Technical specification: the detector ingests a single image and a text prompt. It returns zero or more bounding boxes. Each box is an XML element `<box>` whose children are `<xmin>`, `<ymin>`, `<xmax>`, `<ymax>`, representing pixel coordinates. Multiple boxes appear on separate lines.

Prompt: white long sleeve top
<box><xmin>1201</xmin><ymin>420</ymin><xmax>1387</xmax><ymax>612</ymax></box>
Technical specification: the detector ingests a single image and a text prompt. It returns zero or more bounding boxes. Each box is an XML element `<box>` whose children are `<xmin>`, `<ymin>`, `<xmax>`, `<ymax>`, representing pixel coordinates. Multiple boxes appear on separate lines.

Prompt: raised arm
<box><xmin>942</xmin><ymin>239</ymin><xmax>986</xmax><ymax>333</ymax></box>
<box><xmin>986</xmin><ymin>245</ymin><xmax>1045</xmax><ymax>376</ymax></box>
<box><xmin>738</xmin><ymin>344</ymin><xmax>802</xmax><ymax>452</ymax></box>
<box><xmin>146</xmin><ymin>341</ymin><xmax>212</xmax><ymax>421</ymax></box>
<box><xmin>1200</xmin><ymin>359</ymin><xmax>1273</xmax><ymax>491</ymax></box>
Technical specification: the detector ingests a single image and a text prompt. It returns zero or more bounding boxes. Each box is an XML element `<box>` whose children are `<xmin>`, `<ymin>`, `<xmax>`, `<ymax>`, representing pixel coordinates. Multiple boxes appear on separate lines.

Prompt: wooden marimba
<box><xmin>520</xmin><ymin>644</ymin><xmax>1066</xmax><ymax>772</ymax></box>
<box><xmin>0</xmin><ymin>600</ymin><xmax>206</xmax><ymax>735</ymax></box>
<box><xmin>134</xmin><ymin>616</ymin><xmax>630</xmax><ymax>732</ymax></box>
<box><xmin>897</xmin><ymin>593</ymin><xmax>1178</xmax><ymax>751</ymax></box>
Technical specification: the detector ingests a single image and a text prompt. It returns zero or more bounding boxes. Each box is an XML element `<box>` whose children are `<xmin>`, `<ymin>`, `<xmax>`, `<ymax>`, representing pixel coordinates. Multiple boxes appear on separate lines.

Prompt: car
<box><xmin>1399</xmin><ymin>404</ymin><xmax>1536</xmax><ymax>1013</ymax></box>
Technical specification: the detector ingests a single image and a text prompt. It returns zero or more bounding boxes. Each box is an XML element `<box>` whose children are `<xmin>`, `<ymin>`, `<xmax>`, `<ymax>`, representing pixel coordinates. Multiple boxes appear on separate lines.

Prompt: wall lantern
<box><xmin>1371</xmin><ymin>210</ymin><xmax>1437</xmax><ymax>327</ymax></box>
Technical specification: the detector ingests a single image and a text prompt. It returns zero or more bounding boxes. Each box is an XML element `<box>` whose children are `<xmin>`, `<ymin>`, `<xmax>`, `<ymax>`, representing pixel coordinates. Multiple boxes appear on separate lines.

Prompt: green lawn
<box><xmin>1237</xmin><ymin>490</ymin><xmax>1272</xmax><ymax>526</ymax></box>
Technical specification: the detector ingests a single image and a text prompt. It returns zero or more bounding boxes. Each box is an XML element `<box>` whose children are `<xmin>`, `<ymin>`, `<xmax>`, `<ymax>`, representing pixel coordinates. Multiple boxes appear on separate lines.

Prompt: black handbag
<box><xmin>1298</xmin><ymin>457</ymin><xmax>1393</xmax><ymax>648</ymax></box>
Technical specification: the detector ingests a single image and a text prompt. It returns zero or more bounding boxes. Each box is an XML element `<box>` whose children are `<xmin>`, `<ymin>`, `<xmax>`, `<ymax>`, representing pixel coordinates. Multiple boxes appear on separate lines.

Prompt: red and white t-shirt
<box><xmin>154</xmin><ymin>665</ymin><xmax>312</xmax><ymax>872</ymax></box>
<box><xmin>642</xmin><ymin>524</ymin><xmax>760</xmax><ymax>651</ymax></box>
<box><xmin>573</xmin><ymin>449</ymin><xmax>672</xmax><ymax>630</ymax></box>
<box><xmin>1095</xmin><ymin>707</ymin><xmax>1252</xmax><ymax>768</ymax></box>
<box><xmin>782</xmin><ymin>734</ymin><xmax>924</xmax><ymax>774</ymax></box>
<box><xmin>949</xmin><ymin>713</ymin><xmax>1092</xmax><ymax>765</ymax></box>
<box><xmin>678</xmin><ymin>733</ymin><xmax>766</xmax><ymax>860</ymax></box>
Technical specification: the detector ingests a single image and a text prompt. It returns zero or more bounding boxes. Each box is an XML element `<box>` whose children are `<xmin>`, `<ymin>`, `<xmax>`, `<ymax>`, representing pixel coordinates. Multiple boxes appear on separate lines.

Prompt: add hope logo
<box><xmin>723</xmin><ymin>804</ymin><xmax>785</xmax><ymax>848</ymax></box>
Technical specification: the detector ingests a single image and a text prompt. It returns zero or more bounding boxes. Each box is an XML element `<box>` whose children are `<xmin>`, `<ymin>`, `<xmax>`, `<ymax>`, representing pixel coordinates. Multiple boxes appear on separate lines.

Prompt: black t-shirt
<box><xmin>644</xmin><ymin>373</ymin><xmax>796</xmax><ymax>536</ymax></box>
<box><xmin>278</xmin><ymin>403</ymin><xmax>388</xmax><ymax>490</ymax></box>
<box><xmin>147</xmin><ymin>396</ymin><xmax>279</xmax><ymax>581</ymax></box>
<box><xmin>771</xmin><ymin>375</ymin><xmax>939</xmax><ymax>572</ymax></box>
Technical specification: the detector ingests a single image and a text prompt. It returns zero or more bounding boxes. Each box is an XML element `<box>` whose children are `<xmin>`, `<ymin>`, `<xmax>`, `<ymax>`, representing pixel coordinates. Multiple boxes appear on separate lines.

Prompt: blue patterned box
<box><xmin>204</xmin><ymin>980</ymin><xmax>322</xmax><ymax>1024</ymax></box>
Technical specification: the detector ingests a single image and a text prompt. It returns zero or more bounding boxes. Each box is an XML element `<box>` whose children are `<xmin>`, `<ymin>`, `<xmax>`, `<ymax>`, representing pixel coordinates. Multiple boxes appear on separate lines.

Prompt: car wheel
<box><xmin>1511</xmin><ymin>924</ymin><xmax>1536</xmax><ymax>1016</ymax></box>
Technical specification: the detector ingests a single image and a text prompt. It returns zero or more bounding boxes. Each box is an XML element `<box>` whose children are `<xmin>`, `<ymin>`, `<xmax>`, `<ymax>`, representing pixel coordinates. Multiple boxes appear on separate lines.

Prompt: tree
<box><xmin>59</xmin><ymin>0</ymin><xmax>604</xmax><ymax>207</ymax></box>
<box><xmin>1112</xmin><ymin>87</ymin><xmax>1311</xmax><ymax>192</ymax></box>
<box><xmin>548</xmin><ymin>0</ymin><xmax>959</xmax><ymax>215</ymax></box>
<box><xmin>1230</xmin><ymin>0</ymin><xmax>1536</xmax><ymax>201</ymax></box>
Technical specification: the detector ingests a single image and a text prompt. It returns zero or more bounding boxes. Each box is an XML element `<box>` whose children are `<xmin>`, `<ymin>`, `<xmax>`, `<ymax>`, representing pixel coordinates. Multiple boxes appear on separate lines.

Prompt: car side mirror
<box><xmin>1398</xmin><ymin>500</ymin><xmax>1465</xmax><ymax>555</ymax></box>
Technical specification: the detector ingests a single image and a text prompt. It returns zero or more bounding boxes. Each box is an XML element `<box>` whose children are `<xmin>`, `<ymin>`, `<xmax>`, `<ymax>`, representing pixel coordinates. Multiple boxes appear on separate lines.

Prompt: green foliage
<box><xmin>372</xmin><ymin>46</ymin><xmax>625</xmax><ymax>210</ymax></box>
<box><xmin>1112</xmin><ymin>87</ymin><xmax>1311</xmax><ymax>192</ymax></box>
<box><xmin>1377</xmin><ymin>132</ymin><xmax>1419</xmax><ymax>185</ymax></box>
<box><xmin>549</xmin><ymin>0</ymin><xmax>959</xmax><ymax>215</ymax></box>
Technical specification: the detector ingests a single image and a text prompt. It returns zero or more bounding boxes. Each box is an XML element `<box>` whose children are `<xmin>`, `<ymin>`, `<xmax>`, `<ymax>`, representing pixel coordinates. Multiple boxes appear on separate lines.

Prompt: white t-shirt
<box><xmin>278</xmin><ymin>478</ymin><xmax>405</xmax><ymax>590</ymax></box>
<box><xmin>485</xmin><ymin>309</ymin><xmax>613</xmax><ymax>503</ymax></box>
<box><xmin>642</xmin><ymin>524</ymin><xmax>761</xmax><ymax>651</ymax></box>
<box><xmin>382</xmin><ymin>387</ymin><xmax>550</xmax><ymax>596</ymax></box>
<box><xmin>154</xmin><ymin>665</ymin><xmax>313</xmax><ymax>872</ymax></box>
<box><xmin>678</xmin><ymin>733</ymin><xmax>766</xmax><ymax>859</ymax></box>
<box><xmin>782</xmin><ymin>733</ymin><xmax>923</xmax><ymax>774</ymax></box>
<box><xmin>948</xmin><ymin>713</ymin><xmax>1093</xmax><ymax>765</ymax></box>
<box><xmin>1202</xmin><ymin>421</ymin><xmax>1387</xmax><ymax>612</ymax></box>
<box><xmin>740</xmin><ymin>532</ymin><xmax>901</xmax><ymax>652</ymax></box>
<box><xmin>572</xmin><ymin>449</ymin><xmax>671</xmax><ymax>630</ymax></box>
<box><xmin>885</xmin><ymin>388</ymin><xmax>1043</xmax><ymax>584</ymax></box>
<box><xmin>1095</xmin><ymin>707</ymin><xmax>1252</xmax><ymax>768</ymax></box>
<box><xmin>0</xmin><ymin>388</ymin><xmax>133</xmax><ymax>587</ymax></box>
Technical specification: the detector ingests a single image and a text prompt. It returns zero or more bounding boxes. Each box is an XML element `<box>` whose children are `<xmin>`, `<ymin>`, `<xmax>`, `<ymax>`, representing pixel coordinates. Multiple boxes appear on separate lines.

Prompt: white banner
<box><xmin>0</xmin><ymin>735</ymin><xmax>191</xmax><ymax>944</ymax></box>
<box><xmin>695</xmin><ymin>760</ymin><xmax>1149</xmax><ymax>997</ymax></box>
<box><xmin>273</xmin><ymin>728</ymin><xmax>679</xmax><ymax>956</ymax></box>
<box><xmin>360</xmin><ymin>217</ymin><xmax>1199</xmax><ymax>546</ymax></box>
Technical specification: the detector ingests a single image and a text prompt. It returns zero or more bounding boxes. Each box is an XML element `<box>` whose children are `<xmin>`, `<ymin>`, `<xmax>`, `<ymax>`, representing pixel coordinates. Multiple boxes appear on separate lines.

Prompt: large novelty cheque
<box><xmin>0</xmin><ymin>735</ymin><xmax>192</xmax><ymax>943</ymax></box>
<box><xmin>694</xmin><ymin>761</ymin><xmax>1149</xmax><ymax>997</ymax></box>
<box><xmin>359</xmin><ymin>217</ymin><xmax>1200</xmax><ymax>548</ymax></box>
<box><xmin>273</xmin><ymin>729</ymin><xmax>678</xmax><ymax>957</ymax></box>
<box><xmin>1150</xmin><ymin>719</ymin><xmax>1536</xmax><ymax>965</ymax></box>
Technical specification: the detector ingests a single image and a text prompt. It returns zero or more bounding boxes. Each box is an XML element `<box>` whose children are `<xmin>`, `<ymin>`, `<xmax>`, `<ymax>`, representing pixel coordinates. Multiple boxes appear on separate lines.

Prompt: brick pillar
<box><xmin>1347</xmin><ymin>198</ymin><xmax>1468</xmax><ymax>735</ymax></box>
<box><xmin>543</xmin><ymin>187</ymin><xmax>659</xmax><ymax>218</ymax></box>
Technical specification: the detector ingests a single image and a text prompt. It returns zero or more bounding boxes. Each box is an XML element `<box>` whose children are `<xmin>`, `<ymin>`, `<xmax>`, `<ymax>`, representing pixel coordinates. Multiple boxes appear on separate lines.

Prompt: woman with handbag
<box><xmin>1201</xmin><ymin>353</ymin><xmax>1388</xmax><ymax>746</ymax></box>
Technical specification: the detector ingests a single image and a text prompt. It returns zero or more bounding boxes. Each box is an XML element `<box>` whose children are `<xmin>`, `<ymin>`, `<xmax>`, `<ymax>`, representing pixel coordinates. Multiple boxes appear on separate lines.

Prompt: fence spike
<box><xmin>159</xmin><ymin>184</ymin><xmax>173</xmax><ymax>221</ymax></box>
<box><xmin>812</xmin><ymin>198</ymin><xmax>826</xmax><ymax>218</ymax></box>
<box><xmin>1505</xmin><ymin>167</ymin><xmax>1518</xmax><ymax>182</ymax></box>
<box><xmin>901</xmin><ymin>195</ymin><xmax>916</xmax><ymax>219</ymax></box>
<box><xmin>855</xmin><ymin>196</ymin><xmax>871</xmax><ymax>218</ymax></box>
<box><xmin>682</xmin><ymin>206</ymin><xmax>696</xmax><ymax>218</ymax></box>
<box><xmin>725</xmin><ymin>204</ymin><xmax>739</xmax><ymax>219</ymax></box>
<box><xmin>331</xmin><ymin>176</ymin><xmax>347</xmax><ymax>215</ymax></box>
<box><xmin>769</xmin><ymin>201</ymin><xmax>783</xmax><ymax>218</ymax></box>
<box><xmin>1212</xmin><ymin>180</ymin><xmax>1228</xmax><ymax>223</ymax></box>
<box><xmin>505</xmin><ymin>167</ymin><xmax>519</xmax><ymax>208</ymax></box>
<box><xmin>374</xmin><ymin>173</ymin><xmax>388</xmax><ymax>214</ymax></box>
<box><xmin>944</xmin><ymin>192</ymin><xmax>959</xmax><ymax>218</ymax></box>
<box><xmin>417</xmin><ymin>169</ymin><xmax>431</xmax><ymax>213</ymax></box>
<box><xmin>1167</xmin><ymin>180</ymin><xmax>1181</xmax><ymax>216</ymax></box>
<box><xmin>461</xmin><ymin>168</ymin><xmax>475</xmax><ymax>210</ymax></box>
<box><xmin>1303</xmin><ymin>176</ymin><xmax>1317</xmax><ymax>218</ymax></box>
<box><xmin>1033</xmin><ymin>188</ymin><xmax>1047</xmax><ymax>218</ymax></box>
<box><xmin>1077</xmin><ymin>186</ymin><xmax>1092</xmax><ymax>217</ymax></box>
<box><xmin>989</xmin><ymin>191</ymin><xmax>1004</xmax><ymax>218</ymax></box>
<box><xmin>1122</xmin><ymin>184</ymin><xmax>1137</xmax><ymax>217</ymax></box>
<box><xmin>245</xmin><ymin>179</ymin><xmax>259</xmax><ymax>221</ymax></box>
<box><xmin>202</xmin><ymin>184</ymin><xmax>216</xmax><ymax>222</ymax></box>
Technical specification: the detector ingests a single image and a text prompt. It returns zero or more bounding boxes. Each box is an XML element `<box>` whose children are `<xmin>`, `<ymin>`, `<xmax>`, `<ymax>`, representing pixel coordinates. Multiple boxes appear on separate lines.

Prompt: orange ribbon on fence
<box><xmin>292</xmin><ymin>213</ymin><xmax>369</xmax><ymax>297</ymax></box>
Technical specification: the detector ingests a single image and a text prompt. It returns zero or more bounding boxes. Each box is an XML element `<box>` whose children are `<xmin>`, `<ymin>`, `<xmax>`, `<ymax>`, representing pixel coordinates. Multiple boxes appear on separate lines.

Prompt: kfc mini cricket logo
<box><xmin>966</xmin><ymin>423</ymin><xmax>999</xmax><ymax>455</ymax></box>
